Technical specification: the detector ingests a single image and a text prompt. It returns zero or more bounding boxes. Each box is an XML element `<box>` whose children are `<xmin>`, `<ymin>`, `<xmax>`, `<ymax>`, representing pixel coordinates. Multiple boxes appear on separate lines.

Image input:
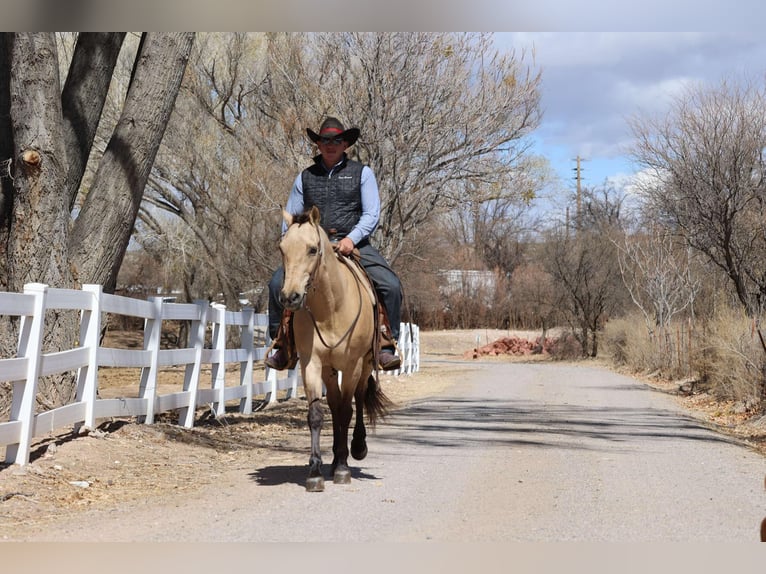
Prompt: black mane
<box><xmin>293</xmin><ymin>210</ymin><xmax>313</xmax><ymax>225</ymax></box>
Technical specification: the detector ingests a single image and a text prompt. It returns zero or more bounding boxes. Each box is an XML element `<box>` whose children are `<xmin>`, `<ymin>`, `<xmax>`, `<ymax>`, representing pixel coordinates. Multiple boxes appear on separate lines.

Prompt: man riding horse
<box><xmin>266</xmin><ymin>117</ymin><xmax>402</xmax><ymax>372</ymax></box>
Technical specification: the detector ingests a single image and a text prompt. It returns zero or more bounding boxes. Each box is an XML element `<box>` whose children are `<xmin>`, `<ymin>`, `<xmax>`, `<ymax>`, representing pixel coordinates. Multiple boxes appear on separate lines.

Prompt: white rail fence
<box><xmin>0</xmin><ymin>283</ymin><xmax>419</xmax><ymax>466</ymax></box>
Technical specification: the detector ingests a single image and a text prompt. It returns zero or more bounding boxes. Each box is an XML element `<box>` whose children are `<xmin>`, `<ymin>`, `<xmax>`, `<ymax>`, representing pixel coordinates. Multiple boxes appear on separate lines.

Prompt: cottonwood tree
<box><xmin>136</xmin><ymin>33</ymin><xmax>544</xmax><ymax>322</ymax></box>
<box><xmin>180</xmin><ymin>33</ymin><xmax>543</xmax><ymax>261</ymax></box>
<box><xmin>138</xmin><ymin>33</ymin><xmax>290</xmax><ymax>309</ymax></box>
<box><xmin>0</xmin><ymin>32</ymin><xmax>194</xmax><ymax>413</ymax></box>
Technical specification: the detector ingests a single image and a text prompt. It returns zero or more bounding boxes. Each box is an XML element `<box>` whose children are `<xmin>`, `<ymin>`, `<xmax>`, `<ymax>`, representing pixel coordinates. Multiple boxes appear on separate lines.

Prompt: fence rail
<box><xmin>0</xmin><ymin>283</ymin><xmax>419</xmax><ymax>465</ymax></box>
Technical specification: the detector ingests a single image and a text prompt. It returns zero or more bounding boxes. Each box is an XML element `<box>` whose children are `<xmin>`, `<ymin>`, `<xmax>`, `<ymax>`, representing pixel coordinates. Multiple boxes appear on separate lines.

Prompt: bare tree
<box><xmin>543</xmin><ymin>227</ymin><xmax>623</xmax><ymax>357</ymax></box>
<box><xmin>139</xmin><ymin>33</ymin><xmax>284</xmax><ymax>308</ymax></box>
<box><xmin>327</xmin><ymin>33</ymin><xmax>543</xmax><ymax>263</ymax></box>
<box><xmin>0</xmin><ymin>32</ymin><xmax>194</xmax><ymax>413</ymax></box>
<box><xmin>134</xmin><ymin>32</ymin><xmax>544</xmax><ymax>319</ymax></box>
<box><xmin>629</xmin><ymin>78</ymin><xmax>766</xmax><ymax>318</ymax></box>
<box><xmin>541</xmin><ymin>185</ymin><xmax>629</xmax><ymax>357</ymax></box>
<box><xmin>179</xmin><ymin>33</ymin><xmax>543</xmax><ymax>261</ymax></box>
<box><xmin>509</xmin><ymin>261</ymin><xmax>561</xmax><ymax>338</ymax></box>
<box><xmin>615</xmin><ymin>225</ymin><xmax>700</xmax><ymax>339</ymax></box>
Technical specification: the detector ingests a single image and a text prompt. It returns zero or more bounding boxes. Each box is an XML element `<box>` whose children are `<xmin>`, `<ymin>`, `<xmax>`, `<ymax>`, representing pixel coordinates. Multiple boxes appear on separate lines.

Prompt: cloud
<box><xmin>496</xmin><ymin>32</ymin><xmax>766</xmax><ymax>186</ymax></box>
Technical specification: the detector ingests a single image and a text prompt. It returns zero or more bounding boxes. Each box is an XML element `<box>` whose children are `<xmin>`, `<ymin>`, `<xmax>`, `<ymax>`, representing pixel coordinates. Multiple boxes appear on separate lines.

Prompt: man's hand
<box><xmin>336</xmin><ymin>237</ymin><xmax>355</xmax><ymax>256</ymax></box>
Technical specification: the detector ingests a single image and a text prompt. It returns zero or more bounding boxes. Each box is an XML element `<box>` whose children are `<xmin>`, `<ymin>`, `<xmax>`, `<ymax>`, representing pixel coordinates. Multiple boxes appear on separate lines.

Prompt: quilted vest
<box><xmin>301</xmin><ymin>155</ymin><xmax>364</xmax><ymax>239</ymax></box>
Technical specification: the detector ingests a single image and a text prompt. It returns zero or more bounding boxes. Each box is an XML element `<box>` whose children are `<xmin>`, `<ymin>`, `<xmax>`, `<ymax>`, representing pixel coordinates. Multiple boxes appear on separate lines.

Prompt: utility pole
<box><xmin>573</xmin><ymin>155</ymin><xmax>586</xmax><ymax>229</ymax></box>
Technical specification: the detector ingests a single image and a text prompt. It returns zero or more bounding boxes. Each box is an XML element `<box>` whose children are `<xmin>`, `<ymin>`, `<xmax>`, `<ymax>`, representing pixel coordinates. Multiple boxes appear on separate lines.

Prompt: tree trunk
<box><xmin>61</xmin><ymin>32</ymin><xmax>126</xmax><ymax>210</ymax></box>
<box><xmin>69</xmin><ymin>32</ymin><xmax>194</xmax><ymax>292</ymax></box>
<box><xmin>2</xmin><ymin>33</ymin><xmax>78</xmax><ymax>412</ymax></box>
<box><xmin>0</xmin><ymin>33</ymin><xmax>194</xmax><ymax>417</ymax></box>
<box><xmin>0</xmin><ymin>34</ymin><xmax>14</xmax><ymax>290</ymax></box>
<box><xmin>6</xmin><ymin>33</ymin><xmax>71</xmax><ymax>292</ymax></box>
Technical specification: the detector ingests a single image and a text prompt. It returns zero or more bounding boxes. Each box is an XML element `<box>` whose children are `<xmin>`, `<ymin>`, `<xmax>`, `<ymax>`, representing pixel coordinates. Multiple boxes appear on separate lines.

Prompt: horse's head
<box><xmin>278</xmin><ymin>206</ymin><xmax>325</xmax><ymax>310</ymax></box>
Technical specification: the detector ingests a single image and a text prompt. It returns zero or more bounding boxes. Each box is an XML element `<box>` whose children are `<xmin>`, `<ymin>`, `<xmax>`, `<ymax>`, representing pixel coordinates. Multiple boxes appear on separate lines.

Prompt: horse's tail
<box><xmin>364</xmin><ymin>374</ymin><xmax>392</xmax><ymax>429</ymax></box>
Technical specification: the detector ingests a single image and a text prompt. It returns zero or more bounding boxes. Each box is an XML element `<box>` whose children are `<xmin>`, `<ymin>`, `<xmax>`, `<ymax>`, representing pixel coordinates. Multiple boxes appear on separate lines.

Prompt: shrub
<box><xmin>547</xmin><ymin>330</ymin><xmax>583</xmax><ymax>361</ymax></box>
<box><xmin>602</xmin><ymin>314</ymin><xmax>680</xmax><ymax>376</ymax></box>
<box><xmin>695</xmin><ymin>308</ymin><xmax>765</xmax><ymax>406</ymax></box>
<box><xmin>604</xmin><ymin>308</ymin><xmax>766</xmax><ymax>410</ymax></box>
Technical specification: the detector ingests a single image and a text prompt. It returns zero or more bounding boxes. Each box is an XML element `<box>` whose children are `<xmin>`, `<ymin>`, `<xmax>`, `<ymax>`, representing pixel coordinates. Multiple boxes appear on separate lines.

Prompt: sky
<box><xmin>493</xmin><ymin>32</ymin><xmax>766</xmax><ymax>211</ymax></box>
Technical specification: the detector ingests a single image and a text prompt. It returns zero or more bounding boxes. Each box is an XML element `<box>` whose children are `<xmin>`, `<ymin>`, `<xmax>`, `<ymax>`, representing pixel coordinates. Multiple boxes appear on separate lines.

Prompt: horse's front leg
<box><xmin>306</xmin><ymin>397</ymin><xmax>324</xmax><ymax>491</ymax></box>
<box><xmin>303</xmin><ymin>363</ymin><xmax>325</xmax><ymax>492</ymax></box>
<box><xmin>325</xmin><ymin>368</ymin><xmax>353</xmax><ymax>484</ymax></box>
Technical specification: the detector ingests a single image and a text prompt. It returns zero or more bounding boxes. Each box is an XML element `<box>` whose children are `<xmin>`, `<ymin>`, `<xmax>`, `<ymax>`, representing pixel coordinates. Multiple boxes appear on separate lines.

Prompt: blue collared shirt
<box><xmin>283</xmin><ymin>157</ymin><xmax>380</xmax><ymax>246</ymax></box>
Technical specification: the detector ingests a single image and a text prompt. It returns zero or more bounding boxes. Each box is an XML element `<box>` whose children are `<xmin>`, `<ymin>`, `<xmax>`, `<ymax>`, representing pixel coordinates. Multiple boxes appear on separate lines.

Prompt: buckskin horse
<box><xmin>277</xmin><ymin>206</ymin><xmax>390</xmax><ymax>492</ymax></box>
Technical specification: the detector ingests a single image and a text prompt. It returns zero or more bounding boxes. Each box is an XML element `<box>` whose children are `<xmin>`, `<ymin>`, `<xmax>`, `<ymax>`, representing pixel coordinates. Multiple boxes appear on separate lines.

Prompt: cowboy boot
<box><xmin>264</xmin><ymin>310</ymin><xmax>298</xmax><ymax>370</ymax></box>
<box><xmin>377</xmin><ymin>304</ymin><xmax>401</xmax><ymax>371</ymax></box>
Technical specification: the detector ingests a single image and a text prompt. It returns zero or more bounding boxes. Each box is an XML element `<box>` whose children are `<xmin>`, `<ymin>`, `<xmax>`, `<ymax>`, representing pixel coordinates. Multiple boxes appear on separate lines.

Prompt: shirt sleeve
<box><xmin>346</xmin><ymin>166</ymin><xmax>380</xmax><ymax>246</ymax></box>
<box><xmin>282</xmin><ymin>173</ymin><xmax>304</xmax><ymax>235</ymax></box>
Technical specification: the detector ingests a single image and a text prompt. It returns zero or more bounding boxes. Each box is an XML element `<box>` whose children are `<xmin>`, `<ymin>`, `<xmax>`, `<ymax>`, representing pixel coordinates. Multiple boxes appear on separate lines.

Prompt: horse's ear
<box><xmin>309</xmin><ymin>205</ymin><xmax>321</xmax><ymax>225</ymax></box>
<box><xmin>283</xmin><ymin>209</ymin><xmax>293</xmax><ymax>226</ymax></box>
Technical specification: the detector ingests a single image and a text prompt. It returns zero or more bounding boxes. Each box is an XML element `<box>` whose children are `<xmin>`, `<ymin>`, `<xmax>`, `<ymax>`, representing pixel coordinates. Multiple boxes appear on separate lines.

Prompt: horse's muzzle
<box><xmin>279</xmin><ymin>290</ymin><xmax>305</xmax><ymax>311</ymax></box>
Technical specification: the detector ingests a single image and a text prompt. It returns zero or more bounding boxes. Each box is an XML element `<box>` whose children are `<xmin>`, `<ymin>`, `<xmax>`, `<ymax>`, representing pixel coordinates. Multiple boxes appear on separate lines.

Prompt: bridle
<box><xmin>300</xmin><ymin>223</ymin><xmax>365</xmax><ymax>350</ymax></box>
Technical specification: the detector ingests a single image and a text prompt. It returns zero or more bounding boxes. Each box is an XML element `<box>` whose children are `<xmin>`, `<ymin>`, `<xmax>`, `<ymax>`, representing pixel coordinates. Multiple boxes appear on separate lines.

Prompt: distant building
<box><xmin>439</xmin><ymin>269</ymin><xmax>497</xmax><ymax>303</ymax></box>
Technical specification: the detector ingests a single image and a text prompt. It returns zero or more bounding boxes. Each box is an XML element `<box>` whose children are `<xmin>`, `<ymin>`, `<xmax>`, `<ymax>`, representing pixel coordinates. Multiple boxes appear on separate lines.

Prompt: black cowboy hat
<box><xmin>306</xmin><ymin>117</ymin><xmax>360</xmax><ymax>146</ymax></box>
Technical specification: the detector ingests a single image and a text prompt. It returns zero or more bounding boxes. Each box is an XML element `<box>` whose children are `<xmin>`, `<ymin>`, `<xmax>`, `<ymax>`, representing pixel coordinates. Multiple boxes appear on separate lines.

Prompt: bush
<box><xmin>602</xmin><ymin>314</ymin><xmax>677</xmax><ymax>376</ymax></box>
<box><xmin>604</xmin><ymin>309</ymin><xmax>766</xmax><ymax>409</ymax></box>
<box><xmin>696</xmin><ymin>309</ymin><xmax>765</xmax><ymax>406</ymax></box>
<box><xmin>547</xmin><ymin>331</ymin><xmax>583</xmax><ymax>361</ymax></box>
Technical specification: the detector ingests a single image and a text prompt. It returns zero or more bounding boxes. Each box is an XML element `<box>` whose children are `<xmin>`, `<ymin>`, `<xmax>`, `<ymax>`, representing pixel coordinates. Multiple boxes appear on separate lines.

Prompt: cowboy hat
<box><xmin>306</xmin><ymin>117</ymin><xmax>360</xmax><ymax>146</ymax></box>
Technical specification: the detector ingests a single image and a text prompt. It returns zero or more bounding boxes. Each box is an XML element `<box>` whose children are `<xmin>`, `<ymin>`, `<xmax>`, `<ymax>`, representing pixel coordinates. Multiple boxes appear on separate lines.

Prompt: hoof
<box><xmin>333</xmin><ymin>468</ymin><xmax>351</xmax><ymax>484</ymax></box>
<box><xmin>306</xmin><ymin>475</ymin><xmax>325</xmax><ymax>492</ymax></box>
<box><xmin>351</xmin><ymin>441</ymin><xmax>367</xmax><ymax>461</ymax></box>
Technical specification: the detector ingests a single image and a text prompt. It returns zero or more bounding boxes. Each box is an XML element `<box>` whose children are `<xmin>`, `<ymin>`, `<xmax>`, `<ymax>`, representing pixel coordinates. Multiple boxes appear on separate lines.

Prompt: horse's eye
<box><xmin>308</xmin><ymin>246</ymin><xmax>318</xmax><ymax>256</ymax></box>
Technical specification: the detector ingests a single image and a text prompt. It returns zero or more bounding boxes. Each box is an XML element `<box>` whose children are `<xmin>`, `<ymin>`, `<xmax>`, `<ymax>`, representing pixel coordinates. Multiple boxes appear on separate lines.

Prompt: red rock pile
<box><xmin>464</xmin><ymin>336</ymin><xmax>553</xmax><ymax>359</ymax></box>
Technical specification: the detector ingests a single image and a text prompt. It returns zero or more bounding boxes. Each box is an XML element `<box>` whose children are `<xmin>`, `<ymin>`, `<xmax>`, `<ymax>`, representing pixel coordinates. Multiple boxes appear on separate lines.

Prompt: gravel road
<box><xmin>13</xmin><ymin>359</ymin><xmax>764</xmax><ymax>542</ymax></box>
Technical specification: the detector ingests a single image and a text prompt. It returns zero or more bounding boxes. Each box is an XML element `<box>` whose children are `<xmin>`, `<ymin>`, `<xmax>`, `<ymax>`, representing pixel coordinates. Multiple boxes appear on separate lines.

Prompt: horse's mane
<box><xmin>292</xmin><ymin>211</ymin><xmax>314</xmax><ymax>226</ymax></box>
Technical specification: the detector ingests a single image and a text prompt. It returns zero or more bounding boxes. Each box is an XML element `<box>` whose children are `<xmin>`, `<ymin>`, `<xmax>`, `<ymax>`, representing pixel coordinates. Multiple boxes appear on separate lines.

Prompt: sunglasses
<box><xmin>318</xmin><ymin>136</ymin><xmax>344</xmax><ymax>145</ymax></box>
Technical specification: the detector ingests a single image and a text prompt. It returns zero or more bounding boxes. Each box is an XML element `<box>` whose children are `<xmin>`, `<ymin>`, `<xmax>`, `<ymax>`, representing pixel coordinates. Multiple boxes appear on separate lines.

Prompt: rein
<box><xmin>302</xmin><ymin>225</ymin><xmax>365</xmax><ymax>350</ymax></box>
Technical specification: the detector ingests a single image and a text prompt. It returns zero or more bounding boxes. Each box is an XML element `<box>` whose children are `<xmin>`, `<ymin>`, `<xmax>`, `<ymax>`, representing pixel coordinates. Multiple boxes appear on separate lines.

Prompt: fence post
<box><xmin>179</xmin><ymin>300</ymin><xmax>208</xmax><ymax>428</ymax></box>
<box><xmin>412</xmin><ymin>324</ymin><xmax>420</xmax><ymax>373</ymax></box>
<box><xmin>138</xmin><ymin>296</ymin><xmax>163</xmax><ymax>424</ymax></box>
<box><xmin>210</xmin><ymin>303</ymin><xmax>227</xmax><ymax>417</ymax></box>
<box><xmin>239</xmin><ymin>307</ymin><xmax>255</xmax><ymax>414</ymax></box>
<box><xmin>5</xmin><ymin>283</ymin><xmax>47</xmax><ymax>465</ymax></box>
<box><xmin>285</xmin><ymin>368</ymin><xmax>299</xmax><ymax>399</ymax></box>
<box><xmin>392</xmin><ymin>322</ymin><xmax>419</xmax><ymax>376</ymax></box>
<box><xmin>76</xmin><ymin>284</ymin><xmax>103</xmax><ymax>430</ymax></box>
<box><xmin>404</xmin><ymin>322</ymin><xmax>413</xmax><ymax>374</ymax></box>
<box><xmin>264</xmin><ymin>365</ymin><xmax>279</xmax><ymax>407</ymax></box>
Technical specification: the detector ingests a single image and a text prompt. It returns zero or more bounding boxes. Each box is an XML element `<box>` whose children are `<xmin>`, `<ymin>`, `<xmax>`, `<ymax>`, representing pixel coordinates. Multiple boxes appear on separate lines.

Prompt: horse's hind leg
<box><xmin>351</xmin><ymin>375</ymin><xmax>369</xmax><ymax>461</ymax></box>
<box><xmin>351</xmin><ymin>372</ymin><xmax>375</xmax><ymax>460</ymax></box>
<box><xmin>330</xmin><ymin>398</ymin><xmax>353</xmax><ymax>484</ymax></box>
